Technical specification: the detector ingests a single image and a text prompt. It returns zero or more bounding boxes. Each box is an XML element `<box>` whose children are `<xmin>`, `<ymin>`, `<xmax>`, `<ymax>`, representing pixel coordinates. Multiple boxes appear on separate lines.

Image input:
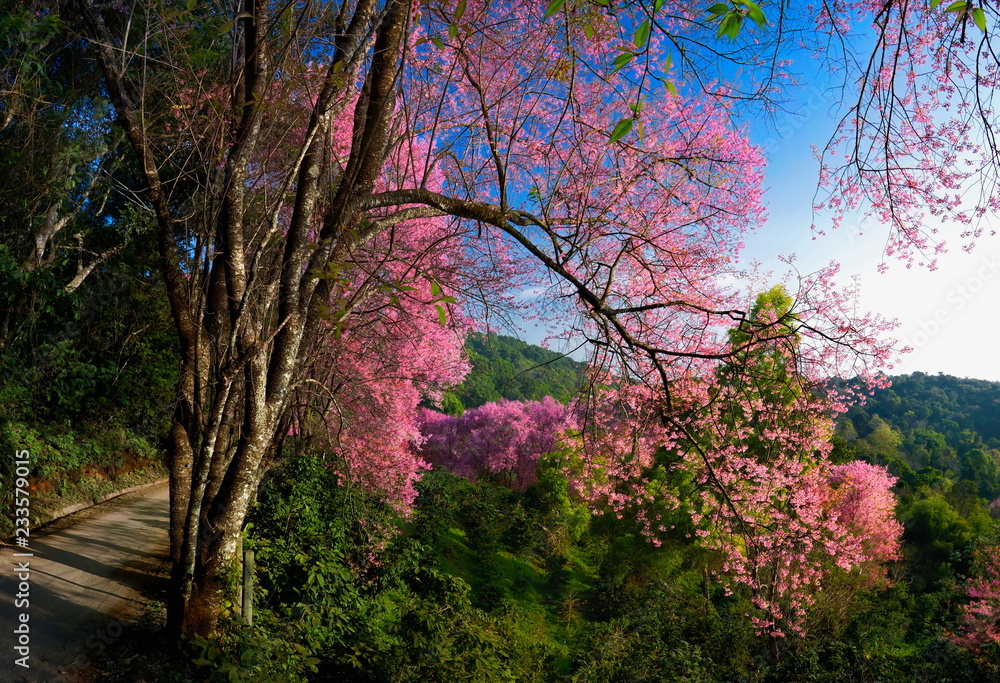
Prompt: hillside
<box><xmin>213</xmin><ymin>363</ymin><xmax>1000</xmax><ymax>680</ymax></box>
<box><xmin>837</xmin><ymin>372</ymin><xmax>1000</xmax><ymax>500</ymax></box>
<box><xmin>450</xmin><ymin>332</ymin><xmax>587</xmax><ymax>410</ymax></box>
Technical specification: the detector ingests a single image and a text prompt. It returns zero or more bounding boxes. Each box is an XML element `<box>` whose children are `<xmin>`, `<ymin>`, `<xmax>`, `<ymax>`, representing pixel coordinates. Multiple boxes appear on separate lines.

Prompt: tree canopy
<box><xmin>5</xmin><ymin>0</ymin><xmax>994</xmax><ymax>642</ymax></box>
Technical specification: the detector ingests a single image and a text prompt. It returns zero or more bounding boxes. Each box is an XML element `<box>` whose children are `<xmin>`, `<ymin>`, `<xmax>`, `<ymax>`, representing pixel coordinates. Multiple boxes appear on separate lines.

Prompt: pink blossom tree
<box><xmin>953</xmin><ymin>544</ymin><xmax>1000</xmax><ymax>656</ymax></box>
<box><xmin>419</xmin><ymin>397</ymin><xmax>572</xmax><ymax>491</ymax></box>
<box><xmin>826</xmin><ymin>460</ymin><xmax>903</xmax><ymax>573</ymax></box>
<box><xmin>558</xmin><ymin>288</ymin><xmax>900</xmax><ymax>638</ymax></box>
<box><xmin>64</xmin><ymin>0</ymin><xmax>910</xmax><ymax>638</ymax></box>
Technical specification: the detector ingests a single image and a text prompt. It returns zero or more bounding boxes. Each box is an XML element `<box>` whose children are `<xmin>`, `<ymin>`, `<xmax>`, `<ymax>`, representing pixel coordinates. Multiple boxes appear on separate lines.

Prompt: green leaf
<box><xmin>611</xmin><ymin>51</ymin><xmax>634</xmax><ymax>72</ymax></box>
<box><xmin>729</xmin><ymin>18</ymin><xmax>743</xmax><ymax>39</ymax></box>
<box><xmin>718</xmin><ymin>13</ymin><xmax>744</xmax><ymax>39</ymax></box>
<box><xmin>634</xmin><ymin>19</ymin><xmax>651</xmax><ymax>48</ymax></box>
<box><xmin>431</xmin><ymin>280</ymin><xmax>442</xmax><ymax>297</ymax></box>
<box><xmin>706</xmin><ymin>3</ymin><xmax>730</xmax><ymax>18</ymax></box>
<box><xmin>544</xmin><ymin>0</ymin><xmax>567</xmax><ymax>18</ymax></box>
<box><xmin>609</xmin><ymin>117</ymin><xmax>634</xmax><ymax>143</ymax></box>
<box><xmin>431</xmin><ymin>36</ymin><xmax>445</xmax><ymax>49</ymax></box>
<box><xmin>665</xmin><ymin>80</ymin><xmax>678</xmax><ymax>96</ymax></box>
<box><xmin>654</xmin><ymin>0</ymin><xmax>666</xmax><ymax>12</ymax></box>
<box><xmin>748</xmin><ymin>6</ymin><xmax>767</xmax><ymax>27</ymax></box>
<box><xmin>930</xmin><ymin>0</ymin><xmax>944</xmax><ymax>8</ymax></box>
<box><xmin>186</xmin><ymin>0</ymin><xmax>196</xmax><ymax>10</ymax></box>
<box><xmin>972</xmin><ymin>6</ymin><xmax>987</xmax><ymax>30</ymax></box>
<box><xmin>584</xmin><ymin>22</ymin><xmax>595</xmax><ymax>39</ymax></box>
<box><xmin>448</xmin><ymin>23</ymin><xmax>458</xmax><ymax>39</ymax></box>
<box><xmin>455</xmin><ymin>0</ymin><xmax>466</xmax><ymax>22</ymax></box>
<box><xmin>944</xmin><ymin>0</ymin><xmax>967</xmax><ymax>11</ymax></box>
<box><xmin>741</xmin><ymin>0</ymin><xmax>767</xmax><ymax>26</ymax></box>
<box><xmin>435</xmin><ymin>304</ymin><xmax>447</xmax><ymax>325</ymax></box>
<box><xmin>218</xmin><ymin>19</ymin><xmax>235</xmax><ymax>34</ymax></box>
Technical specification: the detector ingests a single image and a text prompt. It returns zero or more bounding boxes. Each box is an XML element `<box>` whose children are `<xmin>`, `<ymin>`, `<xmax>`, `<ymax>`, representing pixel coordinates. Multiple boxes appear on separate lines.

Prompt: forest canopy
<box><xmin>1</xmin><ymin>0</ymin><xmax>998</xmax><ymax>676</ymax></box>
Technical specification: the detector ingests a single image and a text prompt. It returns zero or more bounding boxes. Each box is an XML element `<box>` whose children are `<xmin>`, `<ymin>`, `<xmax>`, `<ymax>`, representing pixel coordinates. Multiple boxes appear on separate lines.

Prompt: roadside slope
<box><xmin>1</xmin><ymin>482</ymin><xmax>170</xmax><ymax>682</ymax></box>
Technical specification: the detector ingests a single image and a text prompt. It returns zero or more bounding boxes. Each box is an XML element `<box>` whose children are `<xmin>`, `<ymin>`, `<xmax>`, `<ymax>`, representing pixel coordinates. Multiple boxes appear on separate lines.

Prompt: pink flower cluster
<box><xmin>952</xmin><ymin>545</ymin><xmax>1000</xmax><ymax>653</ymax></box>
<box><xmin>419</xmin><ymin>397</ymin><xmax>572</xmax><ymax>491</ymax></box>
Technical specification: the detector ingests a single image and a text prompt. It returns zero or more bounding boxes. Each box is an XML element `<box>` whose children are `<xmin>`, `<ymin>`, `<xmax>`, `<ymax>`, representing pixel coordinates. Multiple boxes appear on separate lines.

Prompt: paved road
<box><xmin>0</xmin><ymin>482</ymin><xmax>170</xmax><ymax>682</ymax></box>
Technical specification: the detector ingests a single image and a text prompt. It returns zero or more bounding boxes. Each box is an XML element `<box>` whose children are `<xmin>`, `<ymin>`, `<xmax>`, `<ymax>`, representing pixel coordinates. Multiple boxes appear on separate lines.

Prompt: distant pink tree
<box><xmin>419</xmin><ymin>397</ymin><xmax>572</xmax><ymax>491</ymax></box>
<box><xmin>953</xmin><ymin>545</ymin><xmax>1000</xmax><ymax>654</ymax></box>
<box><xmin>826</xmin><ymin>461</ymin><xmax>902</xmax><ymax>572</ymax></box>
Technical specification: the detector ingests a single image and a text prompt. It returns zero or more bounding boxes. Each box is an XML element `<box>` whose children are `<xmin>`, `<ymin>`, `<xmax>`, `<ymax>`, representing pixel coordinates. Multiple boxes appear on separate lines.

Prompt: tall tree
<box><xmin>49</xmin><ymin>0</ymin><xmax>900</xmax><ymax>638</ymax></box>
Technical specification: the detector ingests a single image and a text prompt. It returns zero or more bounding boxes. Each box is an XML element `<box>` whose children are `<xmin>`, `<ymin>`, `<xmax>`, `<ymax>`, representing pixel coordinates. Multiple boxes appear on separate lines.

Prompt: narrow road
<box><xmin>1</xmin><ymin>482</ymin><xmax>170</xmax><ymax>682</ymax></box>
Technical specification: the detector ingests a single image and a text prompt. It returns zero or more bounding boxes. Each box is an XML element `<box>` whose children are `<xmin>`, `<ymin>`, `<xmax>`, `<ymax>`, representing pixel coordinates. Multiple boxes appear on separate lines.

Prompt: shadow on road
<box><xmin>1</xmin><ymin>482</ymin><xmax>170</xmax><ymax>682</ymax></box>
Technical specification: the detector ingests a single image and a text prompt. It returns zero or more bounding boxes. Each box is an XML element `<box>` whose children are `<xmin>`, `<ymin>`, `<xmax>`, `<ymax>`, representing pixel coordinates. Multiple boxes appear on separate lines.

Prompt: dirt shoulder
<box><xmin>1</xmin><ymin>481</ymin><xmax>170</xmax><ymax>682</ymax></box>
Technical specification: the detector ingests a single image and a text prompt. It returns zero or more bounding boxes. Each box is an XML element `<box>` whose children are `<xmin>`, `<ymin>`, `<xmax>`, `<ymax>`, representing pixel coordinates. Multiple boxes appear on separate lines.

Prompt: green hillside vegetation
<box><xmin>450</xmin><ymin>332</ymin><xmax>587</xmax><ymax>410</ymax></box>
<box><xmin>0</xmin><ymin>244</ymin><xmax>175</xmax><ymax>536</ymax></box>
<box><xmin>113</xmin><ymin>364</ymin><xmax>999</xmax><ymax>681</ymax></box>
<box><xmin>835</xmin><ymin>373</ymin><xmax>1000</xmax><ymax>598</ymax></box>
<box><xmin>837</xmin><ymin>373</ymin><xmax>1000</xmax><ymax>495</ymax></box>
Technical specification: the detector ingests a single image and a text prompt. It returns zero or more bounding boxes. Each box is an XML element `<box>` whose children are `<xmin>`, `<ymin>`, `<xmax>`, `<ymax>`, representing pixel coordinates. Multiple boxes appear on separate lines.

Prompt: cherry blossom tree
<box><xmin>952</xmin><ymin>544</ymin><xmax>1000</xmax><ymax>654</ymax></box>
<box><xmin>826</xmin><ymin>460</ymin><xmax>903</xmax><ymax>571</ymax></box>
<box><xmin>554</xmin><ymin>288</ymin><xmax>900</xmax><ymax>639</ymax></box>
<box><xmin>60</xmin><ymin>0</ymin><xmax>906</xmax><ymax>638</ymax></box>
<box><xmin>419</xmin><ymin>397</ymin><xmax>572</xmax><ymax>490</ymax></box>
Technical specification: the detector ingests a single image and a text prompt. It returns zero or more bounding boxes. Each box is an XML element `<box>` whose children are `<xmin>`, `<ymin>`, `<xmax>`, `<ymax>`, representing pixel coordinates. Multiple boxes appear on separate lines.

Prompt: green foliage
<box><xmin>0</xmin><ymin>236</ymin><xmax>177</xmax><ymax>430</ymax></box>
<box><xmin>200</xmin><ymin>451</ymin><xmax>567</xmax><ymax>682</ymax></box>
<box><xmin>706</xmin><ymin>0</ymin><xmax>768</xmax><ymax>41</ymax></box>
<box><xmin>452</xmin><ymin>332</ymin><xmax>586</xmax><ymax>409</ymax></box>
<box><xmin>438</xmin><ymin>391</ymin><xmax>465</xmax><ymax>416</ymax></box>
<box><xmin>184</xmin><ymin>371</ymin><xmax>999</xmax><ymax>682</ymax></box>
<box><xmin>901</xmin><ymin>495</ymin><xmax>974</xmax><ymax>592</ymax></box>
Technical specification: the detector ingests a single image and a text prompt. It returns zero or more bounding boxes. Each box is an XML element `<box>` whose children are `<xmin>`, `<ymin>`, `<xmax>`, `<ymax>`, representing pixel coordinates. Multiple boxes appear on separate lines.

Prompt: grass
<box><xmin>428</xmin><ymin>506</ymin><xmax>602</xmax><ymax>678</ymax></box>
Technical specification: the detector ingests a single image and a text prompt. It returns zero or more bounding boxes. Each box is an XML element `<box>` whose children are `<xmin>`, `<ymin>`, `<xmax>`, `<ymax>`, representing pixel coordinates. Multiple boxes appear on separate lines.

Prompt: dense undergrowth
<box><xmin>120</xmin><ymin>435</ymin><xmax>995</xmax><ymax>682</ymax></box>
<box><xmin>4</xmin><ymin>299</ymin><xmax>998</xmax><ymax>679</ymax></box>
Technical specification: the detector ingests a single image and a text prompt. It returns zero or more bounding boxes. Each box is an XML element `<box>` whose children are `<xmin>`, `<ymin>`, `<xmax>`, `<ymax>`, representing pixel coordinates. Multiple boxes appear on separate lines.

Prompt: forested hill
<box><xmin>455</xmin><ymin>340</ymin><xmax>999</xmax><ymax>454</ymax></box>
<box><xmin>844</xmin><ymin>372</ymin><xmax>1000</xmax><ymax>446</ymax></box>
<box><xmin>450</xmin><ymin>332</ymin><xmax>587</xmax><ymax>409</ymax></box>
<box><xmin>836</xmin><ymin>372</ymin><xmax>1000</xmax><ymax>500</ymax></box>
<box><xmin>453</xmin><ymin>337</ymin><xmax>1000</xmax><ymax>499</ymax></box>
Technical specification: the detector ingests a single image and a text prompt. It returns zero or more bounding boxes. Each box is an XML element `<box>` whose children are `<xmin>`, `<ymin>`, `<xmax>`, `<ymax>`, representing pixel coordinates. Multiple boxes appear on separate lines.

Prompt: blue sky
<box><xmin>743</xmin><ymin>90</ymin><xmax>1000</xmax><ymax>383</ymax></box>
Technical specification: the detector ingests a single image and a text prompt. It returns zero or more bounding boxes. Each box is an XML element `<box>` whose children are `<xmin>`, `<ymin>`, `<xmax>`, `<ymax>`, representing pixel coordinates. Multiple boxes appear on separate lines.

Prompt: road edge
<box><xmin>1</xmin><ymin>477</ymin><xmax>169</xmax><ymax>547</ymax></box>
